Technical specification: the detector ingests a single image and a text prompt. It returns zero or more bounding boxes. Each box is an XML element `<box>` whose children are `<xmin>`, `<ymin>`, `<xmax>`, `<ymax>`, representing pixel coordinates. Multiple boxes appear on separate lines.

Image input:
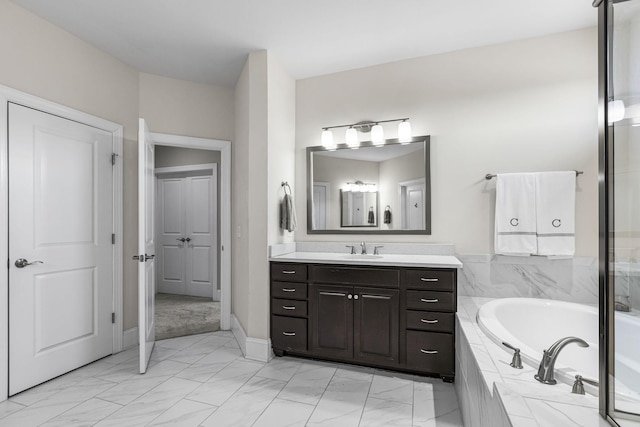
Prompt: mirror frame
<box><xmin>307</xmin><ymin>135</ymin><xmax>431</xmax><ymax>235</ymax></box>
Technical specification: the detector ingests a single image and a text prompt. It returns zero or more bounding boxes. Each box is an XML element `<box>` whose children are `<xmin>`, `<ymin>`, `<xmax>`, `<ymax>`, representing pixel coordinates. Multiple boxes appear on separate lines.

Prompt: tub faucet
<box><xmin>360</xmin><ymin>242</ymin><xmax>367</xmax><ymax>255</ymax></box>
<box><xmin>535</xmin><ymin>336</ymin><xmax>589</xmax><ymax>385</ymax></box>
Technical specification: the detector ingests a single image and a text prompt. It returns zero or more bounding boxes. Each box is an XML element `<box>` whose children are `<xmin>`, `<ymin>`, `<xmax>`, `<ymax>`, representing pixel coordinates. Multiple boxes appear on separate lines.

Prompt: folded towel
<box><xmin>495</xmin><ymin>173</ymin><xmax>537</xmax><ymax>256</ymax></box>
<box><xmin>535</xmin><ymin>171</ymin><xmax>575</xmax><ymax>257</ymax></box>
<box><xmin>280</xmin><ymin>193</ymin><xmax>297</xmax><ymax>232</ymax></box>
<box><xmin>384</xmin><ymin>207</ymin><xmax>391</xmax><ymax>224</ymax></box>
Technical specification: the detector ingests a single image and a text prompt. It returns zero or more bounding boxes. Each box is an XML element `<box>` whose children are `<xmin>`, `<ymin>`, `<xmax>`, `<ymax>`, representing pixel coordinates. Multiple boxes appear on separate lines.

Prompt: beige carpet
<box><xmin>155</xmin><ymin>293</ymin><xmax>220</xmax><ymax>340</ymax></box>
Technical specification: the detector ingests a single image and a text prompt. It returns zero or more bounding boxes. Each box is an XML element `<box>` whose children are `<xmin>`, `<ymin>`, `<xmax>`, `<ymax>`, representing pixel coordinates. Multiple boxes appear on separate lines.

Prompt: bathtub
<box><xmin>477</xmin><ymin>297</ymin><xmax>640</xmax><ymax>408</ymax></box>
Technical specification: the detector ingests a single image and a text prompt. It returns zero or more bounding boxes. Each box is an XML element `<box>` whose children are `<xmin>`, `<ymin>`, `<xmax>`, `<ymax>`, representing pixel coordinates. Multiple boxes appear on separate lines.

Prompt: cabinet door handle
<box><xmin>354</xmin><ymin>295</ymin><xmax>359</xmax><ymax>300</ymax></box>
<box><xmin>420</xmin><ymin>298</ymin><xmax>439</xmax><ymax>303</ymax></box>
<box><xmin>282</xmin><ymin>270</ymin><xmax>296</xmax><ymax>274</ymax></box>
<box><xmin>420</xmin><ymin>349</ymin><xmax>438</xmax><ymax>354</ymax></box>
<box><xmin>420</xmin><ymin>319</ymin><xmax>439</xmax><ymax>324</ymax></box>
<box><xmin>282</xmin><ymin>332</ymin><xmax>296</xmax><ymax>336</ymax></box>
<box><xmin>282</xmin><ymin>306</ymin><xmax>296</xmax><ymax>310</ymax></box>
<box><xmin>282</xmin><ymin>288</ymin><xmax>296</xmax><ymax>292</ymax></box>
<box><xmin>420</xmin><ymin>278</ymin><xmax>438</xmax><ymax>282</ymax></box>
<box><xmin>347</xmin><ymin>294</ymin><xmax>353</xmax><ymax>299</ymax></box>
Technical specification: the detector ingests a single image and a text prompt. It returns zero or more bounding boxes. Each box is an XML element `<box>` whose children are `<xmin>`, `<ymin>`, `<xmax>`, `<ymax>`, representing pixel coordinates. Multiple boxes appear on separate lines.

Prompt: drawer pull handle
<box><xmin>282</xmin><ymin>288</ymin><xmax>296</xmax><ymax>292</ymax></box>
<box><xmin>282</xmin><ymin>270</ymin><xmax>296</xmax><ymax>274</ymax></box>
<box><xmin>420</xmin><ymin>278</ymin><xmax>439</xmax><ymax>282</ymax></box>
<box><xmin>282</xmin><ymin>332</ymin><xmax>296</xmax><ymax>336</ymax></box>
<box><xmin>420</xmin><ymin>319</ymin><xmax>439</xmax><ymax>324</ymax></box>
<box><xmin>282</xmin><ymin>306</ymin><xmax>296</xmax><ymax>310</ymax></box>
<box><xmin>420</xmin><ymin>298</ymin><xmax>439</xmax><ymax>303</ymax></box>
<box><xmin>420</xmin><ymin>349</ymin><xmax>439</xmax><ymax>354</ymax></box>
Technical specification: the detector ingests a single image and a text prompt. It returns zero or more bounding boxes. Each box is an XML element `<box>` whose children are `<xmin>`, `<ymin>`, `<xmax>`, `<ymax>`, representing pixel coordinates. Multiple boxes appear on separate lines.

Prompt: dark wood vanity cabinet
<box><xmin>270</xmin><ymin>261</ymin><xmax>456</xmax><ymax>381</ymax></box>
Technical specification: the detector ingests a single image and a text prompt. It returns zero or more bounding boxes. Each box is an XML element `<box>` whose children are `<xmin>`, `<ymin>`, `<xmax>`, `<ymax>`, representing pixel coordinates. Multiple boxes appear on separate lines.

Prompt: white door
<box><xmin>186</xmin><ymin>173</ymin><xmax>217</xmax><ymax>298</ymax></box>
<box><xmin>312</xmin><ymin>184</ymin><xmax>327</xmax><ymax>229</ymax></box>
<box><xmin>157</xmin><ymin>170</ymin><xmax>217</xmax><ymax>298</ymax></box>
<box><xmin>157</xmin><ymin>177</ymin><xmax>186</xmax><ymax>294</ymax></box>
<box><xmin>406</xmin><ymin>185</ymin><xmax>424</xmax><ymax>229</ymax></box>
<box><xmin>138</xmin><ymin>118</ymin><xmax>156</xmax><ymax>373</ymax></box>
<box><xmin>8</xmin><ymin>103</ymin><xmax>114</xmax><ymax>395</ymax></box>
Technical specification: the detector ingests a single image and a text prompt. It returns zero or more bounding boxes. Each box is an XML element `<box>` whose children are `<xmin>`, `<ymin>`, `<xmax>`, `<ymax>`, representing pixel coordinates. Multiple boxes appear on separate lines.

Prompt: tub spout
<box><xmin>534</xmin><ymin>336</ymin><xmax>589</xmax><ymax>385</ymax></box>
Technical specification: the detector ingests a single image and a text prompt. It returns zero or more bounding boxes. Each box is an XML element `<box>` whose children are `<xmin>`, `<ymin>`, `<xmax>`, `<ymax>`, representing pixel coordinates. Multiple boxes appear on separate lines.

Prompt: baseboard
<box><xmin>230</xmin><ymin>314</ymin><xmax>272</xmax><ymax>363</ymax></box>
<box><xmin>123</xmin><ymin>327</ymin><xmax>139</xmax><ymax>349</ymax></box>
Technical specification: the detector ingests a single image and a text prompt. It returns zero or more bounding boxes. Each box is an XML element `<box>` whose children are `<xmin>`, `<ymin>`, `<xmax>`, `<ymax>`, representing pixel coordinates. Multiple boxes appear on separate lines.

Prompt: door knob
<box><xmin>145</xmin><ymin>254</ymin><xmax>155</xmax><ymax>262</ymax></box>
<box><xmin>15</xmin><ymin>258</ymin><xmax>43</xmax><ymax>268</ymax></box>
<box><xmin>185</xmin><ymin>237</ymin><xmax>191</xmax><ymax>242</ymax></box>
<box><xmin>176</xmin><ymin>238</ymin><xmax>186</xmax><ymax>242</ymax></box>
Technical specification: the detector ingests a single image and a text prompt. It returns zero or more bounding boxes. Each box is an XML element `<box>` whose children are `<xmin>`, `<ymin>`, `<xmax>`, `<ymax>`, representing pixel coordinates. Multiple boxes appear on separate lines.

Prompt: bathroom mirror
<box><xmin>307</xmin><ymin>136</ymin><xmax>430</xmax><ymax>234</ymax></box>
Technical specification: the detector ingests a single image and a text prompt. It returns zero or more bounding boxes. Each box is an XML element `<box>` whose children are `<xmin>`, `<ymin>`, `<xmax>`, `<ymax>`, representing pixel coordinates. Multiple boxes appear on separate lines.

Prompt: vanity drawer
<box><xmin>406</xmin><ymin>290</ymin><xmax>455</xmax><ymax>312</ymax></box>
<box><xmin>405</xmin><ymin>269</ymin><xmax>455</xmax><ymax>291</ymax></box>
<box><xmin>271</xmin><ymin>281</ymin><xmax>307</xmax><ymax>300</ymax></box>
<box><xmin>271</xmin><ymin>263</ymin><xmax>307</xmax><ymax>282</ymax></box>
<box><xmin>271</xmin><ymin>316</ymin><xmax>307</xmax><ymax>351</ymax></box>
<box><xmin>309</xmin><ymin>265</ymin><xmax>399</xmax><ymax>288</ymax></box>
<box><xmin>406</xmin><ymin>311</ymin><xmax>454</xmax><ymax>333</ymax></box>
<box><xmin>406</xmin><ymin>330</ymin><xmax>454</xmax><ymax>374</ymax></box>
<box><xmin>271</xmin><ymin>299</ymin><xmax>308</xmax><ymax>317</ymax></box>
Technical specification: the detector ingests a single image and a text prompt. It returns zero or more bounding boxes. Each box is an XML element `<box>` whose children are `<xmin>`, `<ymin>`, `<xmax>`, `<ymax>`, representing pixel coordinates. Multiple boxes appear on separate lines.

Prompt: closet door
<box><xmin>185</xmin><ymin>175</ymin><xmax>217</xmax><ymax>298</ymax></box>
<box><xmin>157</xmin><ymin>178</ymin><xmax>187</xmax><ymax>294</ymax></box>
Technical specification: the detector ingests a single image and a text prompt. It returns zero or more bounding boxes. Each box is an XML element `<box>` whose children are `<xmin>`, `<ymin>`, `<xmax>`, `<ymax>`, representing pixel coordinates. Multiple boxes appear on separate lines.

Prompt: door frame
<box><xmin>155</xmin><ymin>163</ymin><xmax>219</xmax><ymax>300</ymax></box>
<box><xmin>0</xmin><ymin>85</ymin><xmax>123</xmax><ymax>402</ymax></box>
<box><xmin>398</xmin><ymin>178</ymin><xmax>425</xmax><ymax>229</ymax></box>
<box><xmin>149</xmin><ymin>133</ymin><xmax>231</xmax><ymax>330</ymax></box>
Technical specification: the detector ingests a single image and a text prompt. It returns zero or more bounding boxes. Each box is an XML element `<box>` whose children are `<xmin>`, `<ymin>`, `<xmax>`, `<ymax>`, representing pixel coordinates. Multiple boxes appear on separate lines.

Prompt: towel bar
<box><xmin>485</xmin><ymin>170</ymin><xmax>583</xmax><ymax>180</ymax></box>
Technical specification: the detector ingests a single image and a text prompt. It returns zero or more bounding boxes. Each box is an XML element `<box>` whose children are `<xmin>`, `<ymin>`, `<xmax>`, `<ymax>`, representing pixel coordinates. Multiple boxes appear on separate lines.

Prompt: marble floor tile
<box><xmin>252</xmin><ymin>398</ymin><xmax>315</xmax><ymax>427</ymax></box>
<box><xmin>359</xmin><ymin>397</ymin><xmax>413</xmax><ymax>427</ymax></box>
<box><xmin>147</xmin><ymin>398</ymin><xmax>217</xmax><ymax>426</ymax></box>
<box><xmin>0</xmin><ymin>330</ymin><xmax>466</xmax><ymax>427</ymax></box>
<box><xmin>39</xmin><ymin>398</ymin><xmax>122</xmax><ymax>427</ymax></box>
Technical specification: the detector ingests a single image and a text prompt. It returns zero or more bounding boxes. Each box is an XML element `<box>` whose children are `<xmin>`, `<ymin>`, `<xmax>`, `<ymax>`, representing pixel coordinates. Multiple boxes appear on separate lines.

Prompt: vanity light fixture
<box><xmin>345</xmin><ymin>127</ymin><xmax>359</xmax><ymax>148</ymax></box>
<box><xmin>371</xmin><ymin>123</ymin><xmax>384</xmax><ymax>145</ymax></box>
<box><xmin>345</xmin><ymin>180</ymin><xmax>377</xmax><ymax>192</ymax></box>
<box><xmin>320</xmin><ymin>117</ymin><xmax>412</xmax><ymax>147</ymax></box>
<box><xmin>321</xmin><ymin>128</ymin><xmax>335</xmax><ymax>149</ymax></box>
<box><xmin>398</xmin><ymin>119</ymin><xmax>412</xmax><ymax>143</ymax></box>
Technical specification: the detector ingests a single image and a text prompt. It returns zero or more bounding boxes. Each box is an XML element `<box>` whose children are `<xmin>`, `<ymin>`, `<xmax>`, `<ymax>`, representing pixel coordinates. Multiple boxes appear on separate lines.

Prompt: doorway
<box><xmin>155</xmin><ymin>150</ymin><xmax>220</xmax><ymax>340</ymax></box>
<box><xmin>400</xmin><ymin>178</ymin><xmax>426</xmax><ymax>230</ymax></box>
<box><xmin>146</xmin><ymin>132</ymin><xmax>231</xmax><ymax>335</ymax></box>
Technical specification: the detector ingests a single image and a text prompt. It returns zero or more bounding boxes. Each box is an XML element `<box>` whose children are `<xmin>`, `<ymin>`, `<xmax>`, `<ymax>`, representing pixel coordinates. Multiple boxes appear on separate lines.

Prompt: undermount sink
<box><xmin>341</xmin><ymin>254</ymin><xmax>383</xmax><ymax>260</ymax></box>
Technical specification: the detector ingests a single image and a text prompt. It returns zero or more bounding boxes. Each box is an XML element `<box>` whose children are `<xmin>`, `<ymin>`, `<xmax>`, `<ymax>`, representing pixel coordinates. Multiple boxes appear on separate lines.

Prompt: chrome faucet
<box><xmin>534</xmin><ymin>336</ymin><xmax>589</xmax><ymax>385</ymax></box>
<box><xmin>360</xmin><ymin>242</ymin><xmax>367</xmax><ymax>255</ymax></box>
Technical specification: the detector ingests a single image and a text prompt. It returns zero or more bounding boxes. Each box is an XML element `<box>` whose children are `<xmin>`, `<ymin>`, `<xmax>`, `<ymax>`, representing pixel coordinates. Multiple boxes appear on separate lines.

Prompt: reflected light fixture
<box><xmin>320</xmin><ymin>118</ymin><xmax>412</xmax><ymax>148</ymax></box>
<box><xmin>398</xmin><ymin>119</ymin><xmax>412</xmax><ymax>143</ymax></box>
<box><xmin>608</xmin><ymin>99</ymin><xmax>625</xmax><ymax>124</ymax></box>
<box><xmin>321</xmin><ymin>128</ymin><xmax>335</xmax><ymax>149</ymax></box>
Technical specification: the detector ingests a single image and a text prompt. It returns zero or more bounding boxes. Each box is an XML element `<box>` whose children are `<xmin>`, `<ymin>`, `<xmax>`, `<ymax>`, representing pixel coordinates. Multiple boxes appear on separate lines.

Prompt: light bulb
<box><xmin>398</xmin><ymin>120</ymin><xmax>412</xmax><ymax>143</ymax></box>
<box><xmin>321</xmin><ymin>129</ymin><xmax>334</xmax><ymax>148</ymax></box>
<box><xmin>608</xmin><ymin>100</ymin><xmax>625</xmax><ymax>124</ymax></box>
<box><xmin>371</xmin><ymin>124</ymin><xmax>384</xmax><ymax>145</ymax></box>
<box><xmin>346</xmin><ymin>127</ymin><xmax>359</xmax><ymax>148</ymax></box>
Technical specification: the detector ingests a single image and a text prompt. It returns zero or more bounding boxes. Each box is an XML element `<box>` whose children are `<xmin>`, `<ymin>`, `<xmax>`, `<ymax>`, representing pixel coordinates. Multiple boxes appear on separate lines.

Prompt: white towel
<box><xmin>535</xmin><ymin>171</ymin><xmax>575</xmax><ymax>257</ymax></box>
<box><xmin>495</xmin><ymin>173</ymin><xmax>537</xmax><ymax>256</ymax></box>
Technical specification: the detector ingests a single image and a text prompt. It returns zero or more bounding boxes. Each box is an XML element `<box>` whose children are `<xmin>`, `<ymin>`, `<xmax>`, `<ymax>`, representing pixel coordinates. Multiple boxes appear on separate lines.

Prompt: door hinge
<box><xmin>111</xmin><ymin>312</ymin><xmax>116</xmax><ymax>324</ymax></box>
<box><xmin>111</xmin><ymin>153</ymin><xmax>119</xmax><ymax>165</ymax></box>
<box><xmin>112</xmin><ymin>233</ymin><xmax>115</xmax><ymax>244</ymax></box>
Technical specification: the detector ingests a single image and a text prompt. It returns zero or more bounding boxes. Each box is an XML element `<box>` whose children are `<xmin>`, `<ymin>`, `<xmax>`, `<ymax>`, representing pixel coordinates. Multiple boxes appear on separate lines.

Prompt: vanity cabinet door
<box><xmin>353</xmin><ymin>287</ymin><xmax>399</xmax><ymax>365</ymax></box>
<box><xmin>310</xmin><ymin>284</ymin><xmax>353</xmax><ymax>359</ymax></box>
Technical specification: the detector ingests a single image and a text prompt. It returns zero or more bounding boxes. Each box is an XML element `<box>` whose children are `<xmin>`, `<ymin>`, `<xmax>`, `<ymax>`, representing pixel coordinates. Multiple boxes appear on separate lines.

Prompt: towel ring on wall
<box><xmin>281</xmin><ymin>181</ymin><xmax>292</xmax><ymax>195</ymax></box>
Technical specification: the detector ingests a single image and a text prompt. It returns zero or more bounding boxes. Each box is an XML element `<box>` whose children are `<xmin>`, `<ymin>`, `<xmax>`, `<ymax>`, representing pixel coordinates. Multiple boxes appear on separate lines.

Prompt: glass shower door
<box><xmin>607</xmin><ymin>0</ymin><xmax>640</xmax><ymax>424</ymax></box>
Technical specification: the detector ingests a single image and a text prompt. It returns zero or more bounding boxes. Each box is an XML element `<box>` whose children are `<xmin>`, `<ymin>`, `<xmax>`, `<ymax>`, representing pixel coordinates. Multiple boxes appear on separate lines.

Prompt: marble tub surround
<box><xmin>456</xmin><ymin>296</ymin><xmax>607</xmax><ymax>427</ymax></box>
<box><xmin>456</xmin><ymin>254</ymin><xmax>598</xmax><ymax>305</ymax></box>
<box><xmin>269</xmin><ymin>242</ymin><xmax>461</xmax><ymax>268</ymax></box>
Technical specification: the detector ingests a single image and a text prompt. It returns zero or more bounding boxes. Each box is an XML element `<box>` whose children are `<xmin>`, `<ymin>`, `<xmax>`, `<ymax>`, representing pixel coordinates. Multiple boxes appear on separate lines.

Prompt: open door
<box><xmin>138</xmin><ymin>118</ymin><xmax>156</xmax><ymax>373</ymax></box>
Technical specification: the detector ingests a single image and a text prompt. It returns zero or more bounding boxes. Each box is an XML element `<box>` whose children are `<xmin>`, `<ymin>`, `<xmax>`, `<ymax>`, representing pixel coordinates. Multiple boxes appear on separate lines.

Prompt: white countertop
<box><xmin>269</xmin><ymin>251</ymin><xmax>462</xmax><ymax>268</ymax></box>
